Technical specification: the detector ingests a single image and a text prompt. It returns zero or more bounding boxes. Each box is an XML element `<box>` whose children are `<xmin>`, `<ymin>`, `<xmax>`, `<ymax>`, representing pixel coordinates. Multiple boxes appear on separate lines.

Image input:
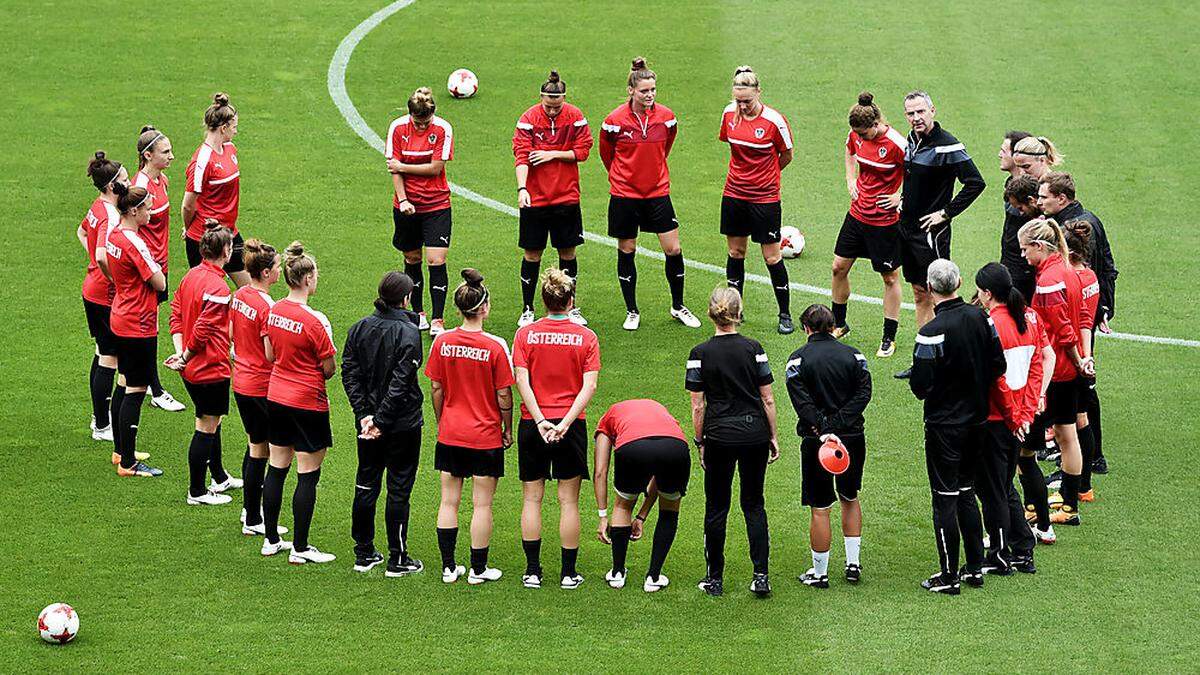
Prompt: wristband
<box><xmin>635</xmin><ymin>514</ymin><xmax>647</xmax><ymax>522</ymax></box>
<box><xmin>692</xmin><ymin>437</ymin><xmax>703</xmax><ymax>449</ymax></box>
<box><xmin>399</xmin><ymin>198</ymin><xmax>411</xmax><ymax>206</ymax></box>
<box><xmin>597</xmin><ymin>508</ymin><xmax>607</xmax><ymax>518</ymax></box>
<box><xmin>518</xmin><ymin>187</ymin><xmax>528</xmax><ymax>193</ymax></box>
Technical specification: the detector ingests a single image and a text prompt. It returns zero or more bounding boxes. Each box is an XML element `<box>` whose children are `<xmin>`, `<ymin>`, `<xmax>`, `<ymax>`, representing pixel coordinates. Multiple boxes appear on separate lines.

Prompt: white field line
<box><xmin>328</xmin><ymin>0</ymin><xmax>1198</xmax><ymax>349</ymax></box>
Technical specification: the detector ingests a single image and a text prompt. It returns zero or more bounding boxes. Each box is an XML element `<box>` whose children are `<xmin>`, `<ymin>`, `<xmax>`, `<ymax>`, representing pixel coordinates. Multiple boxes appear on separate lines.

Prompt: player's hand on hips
<box><xmin>877</xmin><ymin>192</ymin><xmax>902</xmax><ymax>210</ymax></box>
<box><xmin>918</xmin><ymin>209</ymin><xmax>947</xmax><ymax>231</ymax></box>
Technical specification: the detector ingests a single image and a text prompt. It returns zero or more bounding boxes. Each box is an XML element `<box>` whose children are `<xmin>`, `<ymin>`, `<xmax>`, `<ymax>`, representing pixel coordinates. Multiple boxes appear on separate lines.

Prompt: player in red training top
<box><xmin>593</xmin><ymin>399</ymin><xmax>690</xmax><ymax>593</ymax></box>
<box><xmin>1064</xmin><ymin>221</ymin><xmax>1102</xmax><ymax>505</ymax></box>
<box><xmin>832</xmin><ymin>92</ymin><xmax>908</xmax><ymax>357</ymax></box>
<box><xmin>167</xmin><ymin>225</ymin><xmax>241</xmax><ymax>506</ymax></box>
<box><xmin>261</xmin><ymin>242</ymin><xmax>338</xmax><ymax>564</ymax></box>
<box><xmin>974</xmin><ymin>263</ymin><xmax>1051</xmax><ymax>572</ymax></box>
<box><xmin>78</xmin><ymin>151</ymin><xmax>129</xmax><ymax>445</ymax></box>
<box><xmin>425</xmin><ymin>269</ymin><xmax>515</xmax><ymax>586</ymax></box>
<box><xmin>513</xmin><ymin>70</ymin><xmax>593</xmax><ymax>328</ymax></box>
<box><xmin>132</xmin><ymin>125</ymin><xmax>186</xmax><ymax>413</ymax></box>
<box><xmin>386</xmin><ymin>86</ymin><xmax>455</xmax><ymax>337</ymax></box>
<box><xmin>600</xmin><ymin>57</ymin><xmax>701</xmax><ymax>332</ymax></box>
<box><xmin>183</xmin><ymin>92</ymin><xmax>249</xmax><ymax>287</ymax></box>
<box><xmin>512</xmin><ymin>269</ymin><xmax>600</xmax><ymax>589</ymax></box>
<box><xmin>105</xmin><ymin>185</ymin><xmax>167</xmax><ymax>478</ymax></box>
<box><xmin>1019</xmin><ymin>218</ymin><xmax>1089</xmax><ymax>527</ymax></box>
<box><xmin>229</xmin><ymin>239</ymin><xmax>286</xmax><ymax>537</ymax></box>
<box><xmin>719</xmin><ymin>65</ymin><xmax>795</xmax><ymax>335</ymax></box>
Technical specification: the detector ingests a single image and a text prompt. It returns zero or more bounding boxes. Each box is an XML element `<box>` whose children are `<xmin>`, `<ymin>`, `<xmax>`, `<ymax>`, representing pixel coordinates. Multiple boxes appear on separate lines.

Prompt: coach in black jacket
<box><xmin>342</xmin><ymin>271</ymin><xmax>425</xmax><ymax>576</ymax></box>
<box><xmin>1036</xmin><ymin>172</ymin><xmax>1118</xmax><ymax>325</ymax></box>
<box><xmin>909</xmin><ymin>259</ymin><xmax>1005</xmax><ymax>595</ymax></box>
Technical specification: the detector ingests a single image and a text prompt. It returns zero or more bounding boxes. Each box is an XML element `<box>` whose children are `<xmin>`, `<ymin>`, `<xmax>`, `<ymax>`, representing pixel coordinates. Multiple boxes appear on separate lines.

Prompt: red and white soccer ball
<box><xmin>447</xmin><ymin>69</ymin><xmax>478</xmax><ymax>99</ymax></box>
<box><xmin>780</xmin><ymin>225</ymin><xmax>805</xmax><ymax>259</ymax></box>
<box><xmin>37</xmin><ymin>603</ymin><xmax>79</xmax><ymax>644</ymax></box>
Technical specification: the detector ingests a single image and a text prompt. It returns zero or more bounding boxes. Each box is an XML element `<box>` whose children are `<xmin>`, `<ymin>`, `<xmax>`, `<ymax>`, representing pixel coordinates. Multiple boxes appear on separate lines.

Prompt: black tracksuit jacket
<box><xmin>342</xmin><ymin>307</ymin><xmax>424</xmax><ymax>433</ymax></box>
<box><xmin>909</xmin><ymin>298</ymin><xmax>1006</xmax><ymax>427</ymax></box>
<box><xmin>784</xmin><ymin>333</ymin><xmax>872</xmax><ymax>438</ymax></box>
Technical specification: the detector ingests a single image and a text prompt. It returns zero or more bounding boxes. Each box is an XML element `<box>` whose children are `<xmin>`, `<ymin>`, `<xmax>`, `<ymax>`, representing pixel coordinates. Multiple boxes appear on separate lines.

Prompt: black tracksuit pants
<box><xmin>352</xmin><ymin>428</ymin><xmax>421</xmax><ymax>559</ymax></box>
<box><xmin>980</xmin><ymin>421</ymin><xmax>1036</xmax><ymax>561</ymax></box>
<box><xmin>703</xmin><ymin>440</ymin><xmax>770</xmax><ymax>578</ymax></box>
<box><xmin>924</xmin><ymin>423</ymin><xmax>985</xmax><ymax>576</ymax></box>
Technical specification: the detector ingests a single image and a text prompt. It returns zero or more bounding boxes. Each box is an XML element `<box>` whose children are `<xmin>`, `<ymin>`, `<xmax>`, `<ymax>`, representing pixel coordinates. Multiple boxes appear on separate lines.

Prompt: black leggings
<box><xmin>352</xmin><ymin>428</ymin><xmax>421</xmax><ymax>559</ymax></box>
<box><xmin>702</xmin><ymin>440</ymin><xmax>770</xmax><ymax>577</ymax></box>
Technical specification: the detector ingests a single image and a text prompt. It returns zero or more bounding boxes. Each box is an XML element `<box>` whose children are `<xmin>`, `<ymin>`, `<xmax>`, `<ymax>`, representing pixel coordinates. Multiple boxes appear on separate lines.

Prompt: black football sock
<box><xmin>243</xmin><ymin>455</ymin><xmax>268</xmax><ymax>526</ymax></box>
<box><xmin>1018</xmin><ymin>454</ymin><xmax>1051</xmax><ymax>530</ymax></box>
<box><xmin>262</xmin><ymin>465</ymin><xmax>289</xmax><ymax>544</ymax></box>
<box><xmin>883</xmin><ymin>317</ymin><xmax>899</xmax><ymax>342</ymax></box>
<box><xmin>767</xmin><ymin>260</ymin><xmax>791</xmax><ymax>315</ymax></box>
<box><xmin>610</xmin><ymin>525</ymin><xmax>632</xmax><ymax>573</ymax></box>
<box><xmin>437</xmin><ymin>527</ymin><xmax>458</xmax><ymax>569</ymax></box>
<box><xmin>118</xmin><ymin>390</ymin><xmax>146</xmax><ymax>469</ymax></box>
<box><xmin>404</xmin><ymin>261</ymin><xmax>424</xmax><ymax>314</ymax></box>
<box><xmin>832</xmin><ymin>302</ymin><xmax>848</xmax><ymax>327</ymax></box>
<box><xmin>110</xmin><ymin>385</ymin><xmax>126</xmax><ymax>457</ymax></box>
<box><xmin>617</xmin><ymin>251</ymin><xmax>638</xmax><ymax>312</ymax></box>
<box><xmin>647</xmin><ymin>509</ymin><xmax>679</xmax><ymax>580</ymax></box>
<box><xmin>148</xmin><ymin>363</ymin><xmax>164</xmax><ymax>398</ymax></box>
<box><xmin>428</xmin><ymin>264</ymin><xmax>448</xmax><ymax>320</ymax></box>
<box><xmin>522</xmin><ymin>538</ymin><xmax>542</xmax><ymax>575</ymax></box>
<box><xmin>561</xmin><ymin>546</ymin><xmax>579</xmax><ymax>578</ymax></box>
<box><xmin>292</xmin><ymin>468</ymin><xmax>321</xmax><ymax>552</ymax></box>
<box><xmin>470</xmin><ymin>546</ymin><xmax>489</xmax><ymax>574</ymax></box>
<box><xmin>1078</xmin><ymin>425</ymin><xmax>1095</xmax><ymax>493</ymax></box>
<box><xmin>726</xmin><ymin>256</ymin><xmax>745</xmax><ymax>294</ymax></box>
<box><xmin>559</xmin><ymin>256</ymin><xmax>578</xmax><ymax>289</ymax></box>
<box><xmin>520</xmin><ymin>258</ymin><xmax>541</xmax><ymax>312</ymax></box>
<box><xmin>665</xmin><ymin>253</ymin><xmax>685</xmax><ymax>310</ymax></box>
<box><xmin>188</xmin><ymin>431</ymin><xmax>213</xmax><ymax>497</ymax></box>
<box><xmin>1060</xmin><ymin>473</ymin><xmax>1080</xmax><ymax>510</ymax></box>
<box><xmin>209</xmin><ymin>423</ymin><xmax>228</xmax><ymax>484</ymax></box>
<box><xmin>92</xmin><ymin>361</ymin><xmax>116</xmax><ymax>428</ymax></box>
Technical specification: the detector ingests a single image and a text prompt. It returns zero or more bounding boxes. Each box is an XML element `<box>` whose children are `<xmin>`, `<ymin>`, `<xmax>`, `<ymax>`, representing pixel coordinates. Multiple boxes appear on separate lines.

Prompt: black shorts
<box><xmin>267</xmin><ymin>400</ymin><xmax>332</xmax><ymax>453</ymax></box>
<box><xmin>184</xmin><ymin>378</ymin><xmax>230</xmax><ymax>418</ymax></box>
<box><xmin>612</xmin><ymin>436</ymin><xmax>690</xmax><ymax>500</ymax></box>
<box><xmin>234</xmin><ymin>393</ymin><xmax>270</xmax><ymax>444</ymax></box>
<box><xmin>519</xmin><ymin>203</ymin><xmax>584</xmax><ymax>251</ymax></box>
<box><xmin>720</xmin><ymin>196</ymin><xmax>782</xmax><ymax>244</ymax></box>
<box><xmin>185</xmin><ymin>233</ymin><xmax>245</xmax><ymax>274</ymax></box>
<box><xmin>83</xmin><ymin>299</ymin><xmax>118</xmax><ymax>356</ymax></box>
<box><xmin>834</xmin><ymin>213</ymin><xmax>902</xmax><ymax>274</ymax></box>
<box><xmin>393</xmin><ymin>207</ymin><xmax>452</xmax><ymax>251</ymax></box>
<box><xmin>800</xmin><ymin>434</ymin><xmax>867</xmax><ymax>508</ymax></box>
<box><xmin>517</xmin><ymin>418</ymin><xmax>588</xmax><ymax>482</ymax></box>
<box><xmin>114</xmin><ymin>335</ymin><xmax>157</xmax><ymax>388</ymax></box>
<box><xmin>435</xmin><ymin>442</ymin><xmax>504</xmax><ymax>478</ymax></box>
<box><xmin>898</xmin><ymin>220</ymin><xmax>951</xmax><ymax>286</ymax></box>
<box><xmin>607</xmin><ymin>195</ymin><xmax>678</xmax><ymax>239</ymax></box>
<box><xmin>1045</xmin><ymin>379</ymin><xmax>1079</xmax><ymax>426</ymax></box>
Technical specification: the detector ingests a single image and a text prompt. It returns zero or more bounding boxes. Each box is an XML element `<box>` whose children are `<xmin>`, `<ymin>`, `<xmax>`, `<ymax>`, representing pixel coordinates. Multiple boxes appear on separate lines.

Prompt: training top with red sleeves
<box><xmin>231</xmin><ymin>285</ymin><xmax>275</xmax><ymax>397</ymax></box>
<box><xmin>424</xmin><ymin>328</ymin><xmax>514</xmax><ymax>450</ymax></box>
<box><xmin>1032</xmin><ymin>253</ymin><xmax>1083</xmax><ymax>382</ymax></box>
<box><xmin>105</xmin><ymin>226</ymin><xmax>162</xmax><ymax>338</ymax></box>
<box><xmin>599</xmin><ymin>102</ymin><xmax>677</xmax><ymax>199</ymax></box>
<box><xmin>595</xmin><ymin>399</ymin><xmax>686</xmax><ymax>451</ymax></box>
<box><xmin>385</xmin><ymin>115</ymin><xmax>454</xmax><ymax>213</ymax></box>
<box><xmin>81</xmin><ymin>198</ymin><xmax>120</xmax><ymax>306</ymax></box>
<box><xmin>719</xmin><ymin>103</ymin><xmax>793</xmax><ymax>203</ymax></box>
<box><xmin>266</xmin><ymin>299</ymin><xmax>336</xmax><ymax>412</ymax></box>
<box><xmin>1077</xmin><ymin>266</ymin><xmax>1100</xmax><ymax>334</ymax></box>
<box><xmin>184</xmin><ymin>141</ymin><xmax>240</xmax><ymax>240</ymax></box>
<box><xmin>133</xmin><ymin>170</ymin><xmax>170</xmax><ymax>269</ymax></box>
<box><xmin>169</xmin><ymin>260</ymin><xmax>232</xmax><ymax>384</ymax></box>
<box><xmin>512</xmin><ymin>103</ymin><xmax>593</xmax><ymax>207</ymax></box>
<box><xmin>847</xmin><ymin>126</ymin><xmax>907</xmax><ymax>226</ymax></box>
<box><xmin>987</xmin><ymin>305</ymin><xmax>1047</xmax><ymax>430</ymax></box>
<box><xmin>512</xmin><ymin>317</ymin><xmax>600</xmax><ymax>421</ymax></box>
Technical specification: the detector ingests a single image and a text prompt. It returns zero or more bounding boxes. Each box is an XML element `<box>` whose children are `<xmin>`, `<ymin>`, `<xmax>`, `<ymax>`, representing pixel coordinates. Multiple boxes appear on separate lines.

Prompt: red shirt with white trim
<box><xmin>512</xmin><ymin>102</ymin><xmax>593</xmax><ymax>207</ymax></box>
<box><xmin>81</xmin><ymin>197</ymin><xmax>119</xmax><ymax>306</ymax></box>
<box><xmin>184</xmin><ymin>142</ymin><xmax>240</xmax><ymax>240</ymax></box>
<box><xmin>266</xmin><ymin>299</ymin><xmax>336</xmax><ymax>412</ymax></box>
<box><xmin>512</xmin><ymin>317</ymin><xmax>600</xmax><ymax>421</ymax></box>
<box><xmin>1076</xmin><ymin>267</ymin><xmax>1100</xmax><ymax>334</ymax></box>
<box><xmin>169</xmin><ymin>260</ymin><xmax>232</xmax><ymax>384</ymax></box>
<box><xmin>105</xmin><ymin>226</ymin><xmax>162</xmax><ymax>338</ymax></box>
<box><xmin>595</xmin><ymin>399</ymin><xmax>686</xmax><ymax>451</ymax></box>
<box><xmin>231</xmin><ymin>285</ymin><xmax>275</xmax><ymax>397</ymax></box>
<box><xmin>132</xmin><ymin>170</ymin><xmax>170</xmax><ymax>269</ymax></box>
<box><xmin>599</xmin><ymin>102</ymin><xmax>677</xmax><ymax>199</ymax></box>
<box><xmin>718</xmin><ymin>103</ymin><xmax>793</xmax><ymax>203</ymax></box>
<box><xmin>987</xmin><ymin>305</ymin><xmax>1047</xmax><ymax>430</ymax></box>
<box><xmin>847</xmin><ymin>126</ymin><xmax>906</xmax><ymax>226</ymax></box>
<box><xmin>1032</xmin><ymin>253</ymin><xmax>1083</xmax><ymax>382</ymax></box>
<box><xmin>385</xmin><ymin>115</ymin><xmax>454</xmax><ymax>213</ymax></box>
<box><xmin>425</xmin><ymin>329</ymin><xmax>515</xmax><ymax>450</ymax></box>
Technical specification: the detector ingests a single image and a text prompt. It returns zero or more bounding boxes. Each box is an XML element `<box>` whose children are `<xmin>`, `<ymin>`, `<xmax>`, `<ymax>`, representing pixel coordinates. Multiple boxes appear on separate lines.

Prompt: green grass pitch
<box><xmin>4</xmin><ymin>0</ymin><xmax>1199</xmax><ymax>670</ymax></box>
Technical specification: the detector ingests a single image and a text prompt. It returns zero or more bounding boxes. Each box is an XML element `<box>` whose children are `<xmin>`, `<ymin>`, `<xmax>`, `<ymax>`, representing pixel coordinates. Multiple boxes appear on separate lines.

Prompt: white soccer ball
<box><xmin>37</xmin><ymin>603</ymin><xmax>79</xmax><ymax>644</ymax></box>
<box><xmin>780</xmin><ymin>226</ymin><xmax>805</xmax><ymax>259</ymax></box>
<box><xmin>447</xmin><ymin>69</ymin><xmax>478</xmax><ymax>99</ymax></box>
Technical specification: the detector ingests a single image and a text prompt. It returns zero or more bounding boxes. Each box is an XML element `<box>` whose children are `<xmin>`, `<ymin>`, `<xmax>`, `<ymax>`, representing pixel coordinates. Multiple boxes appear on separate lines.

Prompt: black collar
<box><xmin>807</xmin><ymin>332</ymin><xmax>835</xmax><ymax>343</ymax></box>
<box><xmin>934</xmin><ymin>296</ymin><xmax>965</xmax><ymax>315</ymax></box>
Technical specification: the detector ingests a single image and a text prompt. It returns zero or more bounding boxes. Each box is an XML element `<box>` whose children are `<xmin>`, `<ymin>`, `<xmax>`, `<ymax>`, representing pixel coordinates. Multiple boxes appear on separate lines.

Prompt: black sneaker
<box><xmin>749</xmin><ymin>572</ymin><xmax>771</xmax><ymax>597</ymax></box>
<box><xmin>1011</xmin><ymin>555</ymin><xmax>1037</xmax><ymax>574</ymax></box>
<box><xmin>353</xmin><ymin>551</ymin><xmax>385</xmax><ymax>573</ymax></box>
<box><xmin>697</xmin><ymin>576</ymin><xmax>723</xmax><ymax>597</ymax></box>
<box><xmin>958</xmin><ymin>567</ymin><xmax>984</xmax><ymax>587</ymax></box>
<box><xmin>832</xmin><ymin>323</ymin><xmax>852</xmax><ymax>339</ymax></box>
<box><xmin>799</xmin><ymin>568</ymin><xmax>829</xmax><ymax>589</ymax></box>
<box><xmin>385</xmin><ymin>556</ymin><xmax>424</xmax><ymax>578</ymax></box>
<box><xmin>893</xmin><ymin>367</ymin><xmax>912</xmax><ymax>380</ymax></box>
<box><xmin>845</xmin><ymin>563</ymin><xmax>862</xmax><ymax>583</ymax></box>
<box><xmin>980</xmin><ymin>554</ymin><xmax>1013</xmax><ymax>576</ymax></box>
<box><xmin>921</xmin><ymin>572</ymin><xmax>960</xmax><ymax>595</ymax></box>
<box><xmin>1092</xmin><ymin>456</ymin><xmax>1109</xmax><ymax>475</ymax></box>
<box><xmin>1036</xmin><ymin>446</ymin><xmax>1053</xmax><ymax>462</ymax></box>
<box><xmin>1045</xmin><ymin>469</ymin><xmax>1064</xmax><ymax>487</ymax></box>
<box><xmin>777</xmin><ymin>313</ymin><xmax>795</xmax><ymax>335</ymax></box>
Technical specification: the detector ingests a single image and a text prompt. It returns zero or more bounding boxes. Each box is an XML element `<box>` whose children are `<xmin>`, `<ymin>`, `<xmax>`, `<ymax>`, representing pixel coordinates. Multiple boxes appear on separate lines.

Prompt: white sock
<box><xmin>812</xmin><ymin>549</ymin><xmax>829</xmax><ymax>576</ymax></box>
<box><xmin>845</xmin><ymin>536</ymin><xmax>861</xmax><ymax>566</ymax></box>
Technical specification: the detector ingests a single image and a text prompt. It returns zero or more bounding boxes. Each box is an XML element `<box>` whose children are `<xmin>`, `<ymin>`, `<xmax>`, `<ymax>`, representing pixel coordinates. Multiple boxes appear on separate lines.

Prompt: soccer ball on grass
<box><xmin>447</xmin><ymin>69</ymin><xmax>478</xmax><ymax>99</ymax></box>
<box><xmin>37</xmin><ymin>603</ymin><xmax>79</xmax><ymax>644</ymax></box>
